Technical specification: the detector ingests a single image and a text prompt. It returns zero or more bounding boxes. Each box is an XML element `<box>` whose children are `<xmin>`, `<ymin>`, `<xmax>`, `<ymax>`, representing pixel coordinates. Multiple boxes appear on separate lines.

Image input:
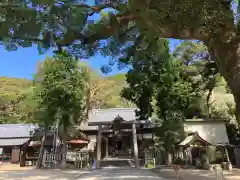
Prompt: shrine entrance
<box><xmin>88</xmin><ymin>115</ymin><xmax>154</xmax><ymax>169</ymax></box>
<box><xmin>108</xmin><ymin>134</ymin><xmax>132</xmax><ymax>157</ymax></box>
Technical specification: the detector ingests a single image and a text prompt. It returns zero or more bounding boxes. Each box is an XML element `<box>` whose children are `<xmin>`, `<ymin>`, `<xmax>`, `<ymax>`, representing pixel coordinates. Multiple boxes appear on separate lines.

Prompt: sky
<box><xmin>0</xmin><ymin>40</ymin><xmax>182</xmax><ymax>79</ymax></box>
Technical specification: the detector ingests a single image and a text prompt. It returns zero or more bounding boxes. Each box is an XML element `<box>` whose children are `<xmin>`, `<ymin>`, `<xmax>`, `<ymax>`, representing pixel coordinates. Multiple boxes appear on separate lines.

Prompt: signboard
<box><xmin>143</xmin><ymin>134</ymin><xmax>152</xmax><ymax>139</ymax></box>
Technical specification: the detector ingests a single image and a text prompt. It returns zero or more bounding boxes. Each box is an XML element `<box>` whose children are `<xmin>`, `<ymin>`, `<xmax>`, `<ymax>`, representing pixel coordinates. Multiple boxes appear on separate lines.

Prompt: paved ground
<box><xmin>0</xmin><ymin>166</ymin><xmax>164</xmax><ymax>180</ymax></box>
<box><xmin>1</xmin><ymin>164</ymin><xmax>240</xmax><ymax>180</ymax></box>
<box><xmin>152</xmin><ymin>168</ymin><xmax>240</xmax><ymax>180</ymax></box>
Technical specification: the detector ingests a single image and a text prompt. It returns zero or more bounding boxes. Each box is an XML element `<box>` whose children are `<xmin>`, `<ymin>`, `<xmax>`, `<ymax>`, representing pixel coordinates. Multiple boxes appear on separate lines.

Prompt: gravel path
<box><xmin>152</xmin><ymin>168</ymin><xmax>240</xmax><ymax>180</ymax></box>
<box><xmin>0</xmin><ymin>167</ymin><xmax>165</xmax><ymax>180</ymax></box>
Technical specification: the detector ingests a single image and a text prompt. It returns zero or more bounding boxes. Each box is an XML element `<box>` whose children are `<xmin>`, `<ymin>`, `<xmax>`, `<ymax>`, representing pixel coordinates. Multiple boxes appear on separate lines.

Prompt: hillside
<box><xmin>0</xmin><ymin>74</ymin><xmax>131</xmax><ymax>123</ymax></box>
<box><xmin>0</xmin><ymin>74</ymin><xmax>235</xmax><ymax>124</ymax></box>
<box><xmin>0</xmin><ymin>76</ymin><xmax>31</xmax><ymax>98</ymax></box>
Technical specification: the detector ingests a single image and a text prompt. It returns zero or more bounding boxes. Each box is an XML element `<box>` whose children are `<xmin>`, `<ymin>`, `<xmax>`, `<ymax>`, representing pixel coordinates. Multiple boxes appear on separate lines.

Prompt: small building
<box><xmin>0</xmin><ymin>124</ymin><xmax>37</xmax><ymax>163</ymax></box>
<box><xmin>184</xmin><ymin>119</ymin><xmax>229</xmax><ymax>145</ymax></box>
<box><xmin>179</xmin><ymin>119</ymin><xmax>229</xmax><ymax>166</ymax></box>
<box><xmin>80</xmin><ymin>108</ymin><xmax>154</xmax><ymax>168</ymax></box>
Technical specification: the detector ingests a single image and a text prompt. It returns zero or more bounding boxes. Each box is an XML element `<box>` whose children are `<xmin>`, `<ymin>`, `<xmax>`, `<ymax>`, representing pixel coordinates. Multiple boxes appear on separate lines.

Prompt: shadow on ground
<box><xmin>0</xmin><ymin>167</ymin><xmax>164</xmax><ymax>180</ymax></box>
<box><xmin>151</xmin><ymin>168</ymin><xmax>240</xmax><ymax>180</ymax></box>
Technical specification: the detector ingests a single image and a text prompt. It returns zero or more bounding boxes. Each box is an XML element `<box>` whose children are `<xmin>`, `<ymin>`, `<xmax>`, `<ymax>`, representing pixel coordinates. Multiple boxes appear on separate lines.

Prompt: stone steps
<box><xmin>100</xmin><ymin>159</ymin><xmax>132</xmax><ymax>167</ymax></box>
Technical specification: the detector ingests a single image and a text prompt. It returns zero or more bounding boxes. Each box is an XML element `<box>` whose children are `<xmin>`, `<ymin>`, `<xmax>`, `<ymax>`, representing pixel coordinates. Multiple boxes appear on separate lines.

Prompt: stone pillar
<box><xmin>96</xmin><ymin>125</ymin><xmax>102</xmax><ymax>169</ymax></box>
<box><xmin>105</xmin><ymin>137</ymin><xmax>108</xmax><ymax>157</ymax></box>
<box><xmin>132</xmin><ymin>123</ymin><xmax>139</xmax><ymax>168</ymax></box>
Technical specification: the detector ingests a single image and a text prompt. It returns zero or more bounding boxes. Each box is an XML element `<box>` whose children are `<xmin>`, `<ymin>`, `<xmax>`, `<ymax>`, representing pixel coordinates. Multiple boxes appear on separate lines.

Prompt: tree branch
<box><xmin>82</xmin><ymin>13</ymin><xmax>138</xmax><ymax>44</ymax></box>
<box><xmin>81</xmin><ymin>12</ymin><xmax>207</xmax><ymax>45</ymax></box>
<box><xmin>0</xmin><ymin>35</ymin><xmax>44</xmax><ymax>44</ymax></box>
<box><xmin>74</xmin><ymin>4</ymin><xmax>120</xmax><ymax>16</ymax></box>
<box><xmin>2</xmin><ymin>3</ymin><xmax>208</xmax><ymax>48</ymax></box>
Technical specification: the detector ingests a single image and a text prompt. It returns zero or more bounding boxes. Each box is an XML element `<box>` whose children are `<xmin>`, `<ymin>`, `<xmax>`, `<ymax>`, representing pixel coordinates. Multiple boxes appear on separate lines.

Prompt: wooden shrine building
<box><xmin>80</xmin><ymin>108</ymin><xmax>155</xmax><ymax>168</ymax></box>
<box><xmin>0</xmin><ymin>124</ymin><xmax>37</xmax><ymax>163</ymax></box>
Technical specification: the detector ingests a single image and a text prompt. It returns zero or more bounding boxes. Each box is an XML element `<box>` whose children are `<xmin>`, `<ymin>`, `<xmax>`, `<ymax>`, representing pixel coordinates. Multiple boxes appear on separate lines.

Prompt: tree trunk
<box><xmin>36</xmin><ymin>130</ymin><xmax>46</xmax><ymax>169</ymax></box>
<box><xmin>167</xmin><ymin>152</ymin><xmax>172</xmax><ymax>165</ymax></box>
<box><xmin>19</xmin><ymin>150</ymin><xmax>26</xmax><ymax>167</ymax></box>
<box><xmin>207</xmin><ymin>40</ymin><xmax>240</xmax><ymax>122</ymax></box>
<box><xmin>60</xmin><ymin>131</ymin><xmax>67</xmax><ymax>169</ymax></box>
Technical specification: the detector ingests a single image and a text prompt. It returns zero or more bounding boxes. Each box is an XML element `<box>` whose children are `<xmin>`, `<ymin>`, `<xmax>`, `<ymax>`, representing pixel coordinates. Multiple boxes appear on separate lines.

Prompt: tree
<box><xmin>2</xmin><ymin>0</ymin><xmax>240</xmax><ymax>119</ymax></box>
<box><xmin>34</xmin><ymin>52</ymin><xmax>88</xmax><ymax>168</ymax></box>
<box><xmin>173</xmin><ymin>41</ymin><xmax>221</xmax><ymax>117</ymax></box>
<box><xmin>122</xmin><ymin>39</ymin><xmax>195</xmax><ymax>164</ymax></box>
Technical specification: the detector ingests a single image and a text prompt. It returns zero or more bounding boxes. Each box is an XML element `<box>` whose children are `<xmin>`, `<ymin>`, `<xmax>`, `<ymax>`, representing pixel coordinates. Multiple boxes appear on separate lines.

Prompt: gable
<box><xmin>184</xmin><ymin>120</ymin><xmax>229</xmax><ymax>145</ymax></box>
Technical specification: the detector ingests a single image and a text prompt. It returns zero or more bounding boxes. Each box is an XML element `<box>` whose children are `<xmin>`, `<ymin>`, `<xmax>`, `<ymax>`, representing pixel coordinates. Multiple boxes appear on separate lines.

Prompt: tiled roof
<box><xmin>0</xmin><ymin>138</ymin><xmax>30</xmax><ymax>146</ymax></box>
<box><xmin>80</xmin><ymin>108</ymin><xmax>138</xmax><ymax>131</ymax></box>
<box><xmin>88</xmin><ymin>108</ymin><xmax>137</xmax><ymax>123</ymax></box>
<box><xmin>179</xmin><ymin>133</ymin><xmax>212</xmax><ymax>146</ymax></box>
<box><xmin>0</xmin><ymin>124</ymin><xmax>38</xmax><ymax>138</ymax></box>
<box><xmin>179</xmin><ymin>134</ymin><xmax>196</xmax><ymax>146</ymax></box>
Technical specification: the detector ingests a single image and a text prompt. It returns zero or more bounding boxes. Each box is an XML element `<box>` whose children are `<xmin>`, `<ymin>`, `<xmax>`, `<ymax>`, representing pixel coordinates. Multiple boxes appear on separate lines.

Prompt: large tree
<box><xmin>122</xmin><ymin>39</ymin><xmax>196</xmax><ymax>163</ymax></box>
<box><xmin>1</xmin><ymin>0</ymin><xmax>240</xmax><ymax>119</ymax></box>
<box><xmin>34</xmin><ymin>52</ymin><xmax>88</xmax><ymax>168</ymax></box>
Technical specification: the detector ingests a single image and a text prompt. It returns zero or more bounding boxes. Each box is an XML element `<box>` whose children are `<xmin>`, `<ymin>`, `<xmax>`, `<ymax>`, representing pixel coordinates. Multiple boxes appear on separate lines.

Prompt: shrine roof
<box><xmin>0</xmin><ymin>124</ymin><xmax>38</xmax><ymax>147</ymax></box>
<box><xmin>79</xmin><ymin>108</ymin><xmax>153</xmax><ymax>130</ymax></box>
<box><xmin>88</xmin><ymin>108</ymin><xmax>138</xmax><ymax>123</ymax></box>
<box><xmin>0</xmin><ymin>124</ymin><xmax>37</xmax><ymax>139</ymax></box>
<box><xmin>179</xmin><ymin>132</ymin><xmax>212</xmax><ymax>147</ymax></box>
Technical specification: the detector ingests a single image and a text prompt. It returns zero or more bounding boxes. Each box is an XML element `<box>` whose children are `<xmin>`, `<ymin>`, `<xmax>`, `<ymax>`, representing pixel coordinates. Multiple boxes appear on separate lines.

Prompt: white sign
<box><xmin>143</xmin><ymin>134</ymin><xmax>152</xmax><ymax>139</ymax></box>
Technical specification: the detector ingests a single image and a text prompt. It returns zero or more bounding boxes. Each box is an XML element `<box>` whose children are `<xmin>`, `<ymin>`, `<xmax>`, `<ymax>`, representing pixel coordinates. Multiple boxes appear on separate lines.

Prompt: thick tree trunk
<box><xmin>167</xmin><ymin>152</ymin><xmax>172</xmax><ymax>165</ymax></box>
<box><xmin>36</xmin><ymin>130</ymin><xmax>46</xmax><ymax>169</ymax></box>
<box><xmin>207</xmin><ymin>40</ymin><xmax>240</xmax><ymax>122</ymax></box>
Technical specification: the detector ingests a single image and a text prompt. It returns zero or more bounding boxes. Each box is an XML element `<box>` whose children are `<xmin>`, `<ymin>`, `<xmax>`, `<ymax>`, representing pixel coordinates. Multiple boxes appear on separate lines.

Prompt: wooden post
<box><xmin>96</xmin><ymin>125</ymin><xmax>102</xmax><ymax>169</ymax></box>
<box><xmin>105</xmin><ymin>137</ymin><xmax>108</xmax><ymax>158</ymax></box>
<box><xmin>189</xmin><ymin>147</ymin><xmax>193</xmax><ymax>167</ymax></box>
<box><xmin>132</xmin><ymin>123</ymin><xmax>139</xmax><ymax>168</ymax></box>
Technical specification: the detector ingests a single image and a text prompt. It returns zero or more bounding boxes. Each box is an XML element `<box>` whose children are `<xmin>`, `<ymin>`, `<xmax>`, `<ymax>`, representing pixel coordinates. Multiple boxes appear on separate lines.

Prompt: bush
<box><xmin>145</xmin><ymin>159</ymin><xmax>156</xmax><ymax>169</ymax></box>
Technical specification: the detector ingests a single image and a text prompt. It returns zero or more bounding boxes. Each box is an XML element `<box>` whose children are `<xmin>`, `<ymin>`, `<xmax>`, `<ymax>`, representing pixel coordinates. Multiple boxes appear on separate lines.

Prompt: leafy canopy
<box><xmin>122</xmin><ymin>39</ymin><xmax>196</xmax><ymax>152</ymax></box>
<box><xmin>34</xmin><ymin>52</ymin><xmax>88</xmax><ymax>129</ymax></box>
<box><xmin>1</xmin><ymin>0</ymin><xmax>239</xmax><ymax>55</ymax></box>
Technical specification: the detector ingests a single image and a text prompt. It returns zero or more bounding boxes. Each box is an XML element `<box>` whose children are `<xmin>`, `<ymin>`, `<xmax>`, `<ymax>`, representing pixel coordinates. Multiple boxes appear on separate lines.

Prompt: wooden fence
<box><xmin>42</xmin><ymin>150</ymin><xmax>91</xmax><ymax>169</ymax></box>
<box><xmin>234</xmin><ymin>148</ymin><xmax>240</xmax><ymax>168</ymax></box>
<box><xmin>144</xmin><ymin>148</ymin><xmax>163</xmax><ymax>166</ymax></box>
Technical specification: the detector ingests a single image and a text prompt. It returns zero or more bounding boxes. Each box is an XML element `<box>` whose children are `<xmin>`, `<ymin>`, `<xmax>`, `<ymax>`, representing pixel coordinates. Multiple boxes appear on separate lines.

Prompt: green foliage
<box><xmin>34</xmin><ymin>52</ymin><xmax>88</xmax><ymax>129</ymax></box>
<box><xmin>0</xmin><ymin>77</ymin><xmax>36</xmax><ymax>123</ymax></box>
<box><xmin>0</xmin><ymin>71</ymin><xmax>131</xmax><ymax>124</ymax></box>
<box><xmin>122</xmin><ymin>39</ymin><xmax>195</xmax><ymax>152</ymax></box>
<box><xmin>0</xmin><ymin>0</ymin><xmax>237</xmax><ymax>52</ymax></box>
<box><xmin>145</xmin><ymin>159</ymin><xmax>156</xmax><ymax>169</ymax></box>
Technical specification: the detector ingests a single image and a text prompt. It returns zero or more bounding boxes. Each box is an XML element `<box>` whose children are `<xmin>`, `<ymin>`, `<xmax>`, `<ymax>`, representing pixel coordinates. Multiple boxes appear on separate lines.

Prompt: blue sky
<box><xmin>0</xmin><ymin>39</ymin><xmax>181</xmax><ymax>79</ymax></box>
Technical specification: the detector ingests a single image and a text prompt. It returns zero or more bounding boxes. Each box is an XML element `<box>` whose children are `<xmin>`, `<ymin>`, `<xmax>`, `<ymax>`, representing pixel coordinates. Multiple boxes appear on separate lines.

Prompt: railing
<box><xmin>144</xmin><ymin>148</ymin><xmax>162</xmax><ymax>166</ymax></box>
<box><xmin>43</xmin><ymin>151</ymin><xmax>62</xmax><ymax>168</ymax></box>
<box><xmin>43</xmin><ymin>150</ymin><xmax>92</xmax><ymax>169</ymax></box>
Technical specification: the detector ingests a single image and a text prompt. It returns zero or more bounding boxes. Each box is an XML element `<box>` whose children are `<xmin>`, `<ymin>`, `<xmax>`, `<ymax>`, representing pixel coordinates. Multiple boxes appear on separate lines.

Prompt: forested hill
<box><xmin>0</xmin><ymin>74</ymin><xmax>234</xmax><ymax>124</ymax></box>
<box><xmin>0</xmin><ymin>74</ymin><xmax>133</xmax><ymax>124</ymax></box>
